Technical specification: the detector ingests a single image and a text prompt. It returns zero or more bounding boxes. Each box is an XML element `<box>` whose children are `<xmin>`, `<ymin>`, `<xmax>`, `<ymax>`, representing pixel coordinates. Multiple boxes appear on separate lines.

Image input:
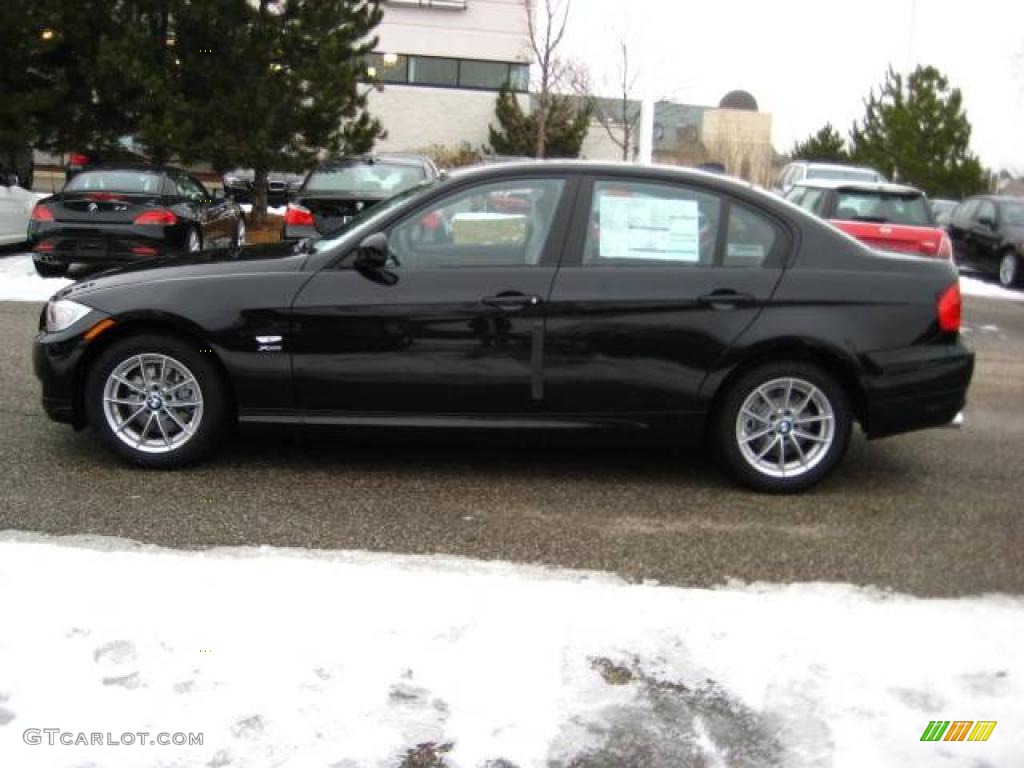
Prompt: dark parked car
<box><xmin>34</xmin><ymin>162</ymin><xmax>973</xmax><ymax>492</ymax></box>
<box><xmin>930</xmin><ymin>198</ymin><xmax>959</xmax><ymax>228</ymax></box>
<box><xmin>1</xmin><ymin>145</ymin><xmax>35</xmax><ymax>189</ymax></box>
<box><xmin>947</xmin><ymin>195</ymin><xmax>1024</xmax><ymax>287</ymax></box>
<box><xmin>283</xmin><ymin>153</ymin><xmax>438</xmax><ymax>241</ymax></box>
<box><xmin>28</xmin><ymin>165</ymin><xmax>246</xmax><ymax>277</ymax></box>
<box><xmin>222</xmin><ymin>169</ymin><xmax>304</xmax><ymax>206</ymax></box>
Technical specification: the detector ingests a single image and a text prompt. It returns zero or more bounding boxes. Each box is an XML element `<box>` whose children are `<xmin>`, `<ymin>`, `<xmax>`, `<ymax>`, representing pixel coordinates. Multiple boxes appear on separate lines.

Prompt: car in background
<box><xmin>28</xmin><ymin>165</ymin><xmax>245</xmax><ymax>277</ymax></box>
<box><xmin>65</xmin><ymin>148</ymin><xmax>150</xmax><ymax>182</ymax></box>
<box><xmin>947</xmin><ymin>196</ymin><xmax>1024</xmax><ymax>287</ymax></box>
<box><xmin>930</xmin><ymin>198</ymin><xmax>959</xmax><ymax>228</ymax></box>
<box><xmin>283</xmin><ymin>154</ymin><xmax>438</xmax><ymax>241</ymax></box>
<box><xmin>773</xmin><ymin>162</ymin><xmax>886</xmax><ymax>196</ymax></box>
<box><xmin>34</xmin><ymin>162</ymin><xmax>972</xmax><ymax>493</ymax></box>
<box><xmin>222</xmin><ymin>169</ymin><xmax>304</xmax><ymax>206</ymax></box>
<box><xmin>786</xmin><ymin>180</ymin><xmax>952</xmax><ymax>260</ymax></box>
<box><xmin>0</xmin><ymin>172</ymin><xmax>38</xmax><ymax>246</ymax></box>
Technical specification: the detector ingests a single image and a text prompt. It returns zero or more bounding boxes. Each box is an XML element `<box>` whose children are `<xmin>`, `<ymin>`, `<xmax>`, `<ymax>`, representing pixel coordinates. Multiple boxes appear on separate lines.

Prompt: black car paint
<box><xmin>35</xmin><ymin>163</ymin><xmax>972</xmax><ymax>448</ymax></box>
<box><xmin>28</xmin><ymin>166</ymin><xmax>244</xmax><ymax>267</ymax></box>
<box><xmin>948</xmin><ymin>196</ymin><xmax>1024</xmax><ymax>280</ymax></box>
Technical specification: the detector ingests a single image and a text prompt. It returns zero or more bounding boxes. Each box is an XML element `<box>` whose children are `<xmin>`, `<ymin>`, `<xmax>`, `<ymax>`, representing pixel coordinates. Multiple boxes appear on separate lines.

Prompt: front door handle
<box><xmin>482</xmin><ymin>293</ymin><xmax>542</xmax><ymax>310</ymax></box>
<box><xmin>697</xmin><ymin>290</ymin><xmax>757</xmax><ymax>309</ymax></box>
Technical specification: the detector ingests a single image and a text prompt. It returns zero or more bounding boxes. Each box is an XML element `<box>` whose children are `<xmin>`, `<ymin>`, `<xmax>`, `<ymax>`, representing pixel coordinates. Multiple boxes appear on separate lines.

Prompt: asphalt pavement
<box><xmin>1</xmin><ymin>276</ymin><xmax>1022</xmax><ymax>598</ymax></box>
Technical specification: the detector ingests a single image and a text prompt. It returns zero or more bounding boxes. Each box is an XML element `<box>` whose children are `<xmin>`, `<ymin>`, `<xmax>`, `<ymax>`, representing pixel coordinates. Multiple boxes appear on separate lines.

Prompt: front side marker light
<box><xmin>83</xmin><ymin>318</ymin><xmax>117</xmax><ymax>341</ymax></box>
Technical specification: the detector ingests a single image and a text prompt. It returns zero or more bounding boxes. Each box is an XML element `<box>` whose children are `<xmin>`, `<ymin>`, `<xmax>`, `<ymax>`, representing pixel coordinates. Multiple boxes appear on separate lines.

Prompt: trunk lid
<box><xmin>830</xmin><ymin>219</ymin><xmax>948</xmax><ymax>259</ymax></box>
<box><xmin>47</xmin><ymin>192</ymin><xmax>165</xmax><ymax>225</ymax></box>
<box><xmin>293</xmin><ymin>194</ymin><xmax>385</xmax><ymax>235</ymax></box>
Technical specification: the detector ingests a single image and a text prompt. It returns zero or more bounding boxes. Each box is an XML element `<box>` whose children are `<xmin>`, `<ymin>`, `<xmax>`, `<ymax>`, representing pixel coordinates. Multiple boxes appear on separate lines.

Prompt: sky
<box><xmin>561</xmin><ymin>0</ymin><xmax>1024</xmax><ymax>172</ymax></box>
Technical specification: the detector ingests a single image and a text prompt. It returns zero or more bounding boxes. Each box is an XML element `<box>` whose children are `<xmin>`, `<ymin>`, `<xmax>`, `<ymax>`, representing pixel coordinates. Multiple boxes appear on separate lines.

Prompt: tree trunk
<box><xmin>252</xmin><ymin>168</ymin><xmax>269</xmax><ymax>227</ymax></box>
<box><xmin>535</xmin><ymin>94</ymin><xmax>547</xmax><ymax>158</ymax></box>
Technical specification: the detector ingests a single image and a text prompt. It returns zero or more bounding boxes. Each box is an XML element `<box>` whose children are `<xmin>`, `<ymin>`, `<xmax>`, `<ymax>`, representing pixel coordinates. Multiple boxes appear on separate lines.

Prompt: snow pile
<box><xmin>239</xmin><ymin>203</ymin><xmax>287</xmax><ymax>216</ymax></box>
<box><xmin>959</xmin><ymin>273</ymin><xmax>1024</xmax><ymax>302</ymax></box>
<box><xmin>0</xmin><ymin>533</ymin><xmax>1021</xmax><ymax>767</ymax></box>
<box><xmin>0</xmin><ymin>255</ymin><xmax>70</xmax><ymax>301</ymax></box>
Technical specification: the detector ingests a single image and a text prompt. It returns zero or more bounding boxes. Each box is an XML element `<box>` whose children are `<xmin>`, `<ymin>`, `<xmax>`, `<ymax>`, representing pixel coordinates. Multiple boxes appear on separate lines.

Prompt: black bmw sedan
<box><xmin>34</xmin><ymin>162</ymin><xmax>974</xmax><ymax>492</ymax></box>
<box><xmin>28</xmin><ymin>165</ymin><xmax>245</xmax><ymax>277</ymax></box>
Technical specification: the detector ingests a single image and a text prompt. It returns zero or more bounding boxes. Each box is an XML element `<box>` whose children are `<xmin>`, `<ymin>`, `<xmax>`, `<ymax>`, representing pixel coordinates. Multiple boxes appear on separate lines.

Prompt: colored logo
<box><xmin>921</xmin><ymin>721</ymin><xmax>997</xmax><ymax>742</ymax></box>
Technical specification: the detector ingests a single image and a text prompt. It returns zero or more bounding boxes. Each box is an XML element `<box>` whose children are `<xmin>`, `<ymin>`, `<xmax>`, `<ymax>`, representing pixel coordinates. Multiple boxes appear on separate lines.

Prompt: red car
<box><xmin>786</xmin><ymin>180</ymin><xmax>952</xmax><ymax>260</ymax></box>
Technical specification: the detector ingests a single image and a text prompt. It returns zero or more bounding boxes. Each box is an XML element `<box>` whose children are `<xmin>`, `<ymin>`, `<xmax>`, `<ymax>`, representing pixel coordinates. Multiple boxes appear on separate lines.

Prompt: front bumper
<box><xmin>33</xmin><ymin>310</ymin><xmax>107</xmax><ymax>428</ymax></box>
<box><xmin>861</xmin><ymin>339</ymin><xmax>975</xmax><ymax>438</ymax></box>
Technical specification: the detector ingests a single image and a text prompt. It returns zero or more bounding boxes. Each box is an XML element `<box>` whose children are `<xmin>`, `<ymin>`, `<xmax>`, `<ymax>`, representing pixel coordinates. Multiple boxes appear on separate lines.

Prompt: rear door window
<box><xmin>725</xmin><ymin>204</ymin><xmax>779</xmax><ymax>268</ymax></box>
<box><xmin>583</xmin><ymin>180</ymin><xmax>721</xmax><ymax>266</ymax></box>
<box><xmin>834</xmin><ymin>190</ymin><xmax>932</xmax><ymax>226</ymax></box>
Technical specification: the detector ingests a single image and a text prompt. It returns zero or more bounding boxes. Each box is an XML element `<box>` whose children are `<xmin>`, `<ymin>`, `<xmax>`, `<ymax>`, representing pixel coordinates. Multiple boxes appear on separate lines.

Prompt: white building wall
<box><xmin>376</xmin><ymin>0</ymin><xmax>530</xmax><ymax>62</ymax></box>
<box><xmin>368</xmin><ymin>85</ymin><xmax>529</xmax><ymax>152</ymax></box>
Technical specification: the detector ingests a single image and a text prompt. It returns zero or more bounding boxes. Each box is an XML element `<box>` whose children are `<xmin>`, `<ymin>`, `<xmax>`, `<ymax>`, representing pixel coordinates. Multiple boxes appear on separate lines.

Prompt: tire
<box><xmin>998</xmin><ymin>251</ymin><xmax>1020</xmax><ymax>288</ymax></box>
<box><xmin>187</xmin><ymin>226</ymin><xmax>202</xmax><ymax>254</ymax></box>
<box><xmin>33</xmin><ymin>259</ymin><xmax>69</xmax><ymax>278</ymax></box>
<box><xmin>715</xmin><ymin>362</ymin><xmax>852</xmax><ymax>493</ymax></box>
<box><xmin>84</xmin><ymin>334</ymin><xmax>229</xmax><ymax>468</ymax></box>
<box><xmin>233</xmin><ymin>216</ymin><xmax>246</xmax><ymax>248</ymax></box>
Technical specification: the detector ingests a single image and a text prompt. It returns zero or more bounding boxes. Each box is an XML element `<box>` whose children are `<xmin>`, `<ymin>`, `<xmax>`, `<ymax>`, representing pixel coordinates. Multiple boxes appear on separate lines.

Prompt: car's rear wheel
<box><xmin>33</xmin><ymin>259</ymin><xmax>68</xmax><ymax>278</ymax></box>
<box><xmin>84</xmin><ymin>335</ymin><xmax>228</xmax><ymax>468</ymax></box>
<box><xmin>999</xmin><ymin>251</ymin><xmax>1019</xmax><ymax>288</ymax></box>
<box><xmin>716</xmin><ymin>362</ymin><xmax>852</xmax><ymax>493</ymax></box>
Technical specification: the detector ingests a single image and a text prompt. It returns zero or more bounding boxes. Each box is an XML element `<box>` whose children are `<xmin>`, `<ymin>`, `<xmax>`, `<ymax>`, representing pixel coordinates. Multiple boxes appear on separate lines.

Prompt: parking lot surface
<box><xmin>1</xmin><ymin>283</ymin><xmax>1022</xmax><ymax>598</ymax></box>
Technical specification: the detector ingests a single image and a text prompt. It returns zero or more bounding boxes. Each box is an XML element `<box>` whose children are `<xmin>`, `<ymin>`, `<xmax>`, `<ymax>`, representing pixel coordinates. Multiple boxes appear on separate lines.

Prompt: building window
<box><xmin>408</xmin><ymin>56</ymin><xmax>459</xmax><ymax>87</ymax></box>
<box><xmin>459</xmin><ymin>60</ymin><xmax>510</xmax><ymax>90</ymax></box>
<box><xmin>365</xmin><ymin>53</ymin><xmax>530</xmax><ymax>93</ymax></box>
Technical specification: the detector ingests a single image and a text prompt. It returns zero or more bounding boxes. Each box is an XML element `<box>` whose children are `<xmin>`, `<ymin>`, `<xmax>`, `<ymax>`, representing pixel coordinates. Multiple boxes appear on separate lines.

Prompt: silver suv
<box><xmin>773</xmin><ymin>161</ymin><xmax>886</xmax><ymax>196</ymax></box>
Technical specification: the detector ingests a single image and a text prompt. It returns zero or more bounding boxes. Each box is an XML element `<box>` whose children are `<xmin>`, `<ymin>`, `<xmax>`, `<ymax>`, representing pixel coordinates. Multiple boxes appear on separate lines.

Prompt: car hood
<box><xmin>56</xmin><ymin>242</ymin><xmax>308</xmax><ymax>302</ymax></box>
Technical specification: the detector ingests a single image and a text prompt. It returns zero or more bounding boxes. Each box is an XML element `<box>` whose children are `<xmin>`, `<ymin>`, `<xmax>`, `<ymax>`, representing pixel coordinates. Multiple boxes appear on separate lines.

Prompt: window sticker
<box><xmin>598</xmin><ymin>196</ymin><xmax>701</xmax><ymax>262</ymax></box>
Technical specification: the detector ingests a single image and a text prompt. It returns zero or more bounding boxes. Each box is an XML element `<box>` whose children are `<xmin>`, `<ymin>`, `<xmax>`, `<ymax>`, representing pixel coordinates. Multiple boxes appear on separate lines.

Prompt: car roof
<box><xmin>788</xmin><ymin>161</ymin><xmax>879</xmax><ymax>173</ymax></box>
<box><xmin>793</xmin><ymin>179</ymin><xmax>923</xmax><ymax>195</ymax></box>
<box><xmin>69</xmin><ymin>163</ymin><xmax>170</xmax><ymax>174</ymax></box>
<box><xmin>318</xmin><ymin>153</ymin><xmax>434</xmax><ymax>170</ymax></box>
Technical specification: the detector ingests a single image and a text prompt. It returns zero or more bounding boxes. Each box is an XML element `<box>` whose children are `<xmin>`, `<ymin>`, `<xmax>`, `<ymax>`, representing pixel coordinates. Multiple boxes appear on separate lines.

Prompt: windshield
<box><xmin>807</xmin><ymin>167</ymin><xmax>880</xmax><ymax>183</ymax></box>
<box><xmin>303</xmin><ymin>162</ymin><xmax>426</xmax><ymax>196</ymax></box>
<box><xmin>1001</xmin><ymin>202</ymin><xmax>1024</xmax><ymax>227</ymax></box>
<box><xmin>312</xmin><ymin>178</ymin><xmax>443</xmax><ymax>253</ymax></box>
<box><xmin>64</xmin><ymin>170</ymin><xmax>163</xmax><ymax>194</ymax></box>
<box><xmin>834</xmin><ymin>190</ymin><xmax>933</xmax><ymax>225</ymax></box>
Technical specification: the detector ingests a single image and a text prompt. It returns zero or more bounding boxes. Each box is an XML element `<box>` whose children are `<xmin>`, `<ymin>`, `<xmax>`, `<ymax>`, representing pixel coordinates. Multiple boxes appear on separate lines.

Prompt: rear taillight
<box><xmin>285</xmin><ymin>204</ymin><xmax>314</xmax><ymax>227</ymax></box>
<box><xmin>936</xmin><ymin>232</ymin><xmax>953</xmax><ymax>261</ymax></box>
<box><xmin>68</xmin><ymin>153</ymin><xmax>89</xmax><ymax>167</ymax></box>
<box><xmin>33</xmin><ymin>241</ymin><xmax>56</xmax><ymax>252</ymax></box>
<box><xmin>133</xmin><ymin>209</ymin><xmax>178</xmax><ymax>226</ymax></box>
<box><xmin>937</xmin><ymin>283</ymin><xmax>961</xmax><ymax>333</ymax></box>
<box><xmin>30</xmin><ymin>205</ymin><xmax>55</xmax><ymax>222</ymax></box>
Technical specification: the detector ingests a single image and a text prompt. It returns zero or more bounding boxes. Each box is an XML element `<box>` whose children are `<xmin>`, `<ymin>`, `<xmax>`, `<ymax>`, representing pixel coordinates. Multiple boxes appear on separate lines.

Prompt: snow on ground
<box><xmin>959</xmin><ymin>273</ymin><xmax>1024</xmax><ymax>302</ymax></box>
<box><xmin>239</xmin><ymin>203</ymin><xmax>287</xmax><ymax>216</ymax></box>
<box><xmin>0</xmin><ymin>254</ymin><xmax>70</xmax><ymax>301</ymax></box>
<box><xmin>0</xmin><ymin>533</ymin><xmax>1021</xmax><ymax>767</ymax></box>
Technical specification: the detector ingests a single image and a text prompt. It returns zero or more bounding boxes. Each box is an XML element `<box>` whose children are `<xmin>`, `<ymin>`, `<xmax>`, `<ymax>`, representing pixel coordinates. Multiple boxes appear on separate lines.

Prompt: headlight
<box><xmin>45</xmin><ymin>299</ymin><xmax>93</xmax><ymax>333</ymax></box>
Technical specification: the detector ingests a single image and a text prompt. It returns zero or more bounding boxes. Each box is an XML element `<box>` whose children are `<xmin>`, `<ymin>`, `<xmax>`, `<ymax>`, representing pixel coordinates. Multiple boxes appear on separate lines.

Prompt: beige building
<box><xmin>366</xmin><ymin>0</ymin><xmax>531</xmax><ymax>153</ymax></box>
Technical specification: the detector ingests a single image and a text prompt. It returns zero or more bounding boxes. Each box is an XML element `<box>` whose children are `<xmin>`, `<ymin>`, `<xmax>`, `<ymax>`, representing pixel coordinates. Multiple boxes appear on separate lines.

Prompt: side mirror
<box><xmin>354</xmin><ymin>232</ymin><xmax>389</xmax><ymax>269</ymax></box>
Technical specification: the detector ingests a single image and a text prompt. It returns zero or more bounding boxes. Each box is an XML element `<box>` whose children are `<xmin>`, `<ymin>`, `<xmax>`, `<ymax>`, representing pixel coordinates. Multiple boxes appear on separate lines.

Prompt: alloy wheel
<box><xmin>188</xmin><ymin>229</ymin><xmax>201</xmax><ymax>253</ymax></box>
<box><xmin>102</xmin><ymin>353</ymin><xmax>204</xmax><ymax>454</ymax></box>
<box><xmin>999</xmin><ymin>253</ymin><xmax>1018</xmax><ymax>287</ymax></box>
<box><xmin>735</xmin><ymin>377</ymin><xmax>836</xmax><ymax>479</ymax></box>
<box><xmin>236</xmin><ymin>218</ymin><xmax>246</xmax><ymax>246</ymax></box>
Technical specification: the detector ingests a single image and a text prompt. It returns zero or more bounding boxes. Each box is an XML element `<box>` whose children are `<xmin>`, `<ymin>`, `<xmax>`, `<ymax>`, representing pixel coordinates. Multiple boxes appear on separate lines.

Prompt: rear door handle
<box><xmin>697</xmin><ymin>290</ymin><xmax>757</xmax><ymax>309</ymax></box>
<box><xmin>482</xmin><ymin>293</ymin><xmax>542</xmax><ymax>310</ymax></box>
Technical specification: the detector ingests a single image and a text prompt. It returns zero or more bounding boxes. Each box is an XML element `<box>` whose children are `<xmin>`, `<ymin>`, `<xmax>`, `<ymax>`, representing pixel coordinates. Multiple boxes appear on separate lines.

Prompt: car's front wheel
<box><xmin>33</xmin><ymin>259</ymin><xmax>69</xmax><ymax>278</ymax></box>
<box><xmin>716</xmin><ymin>362</ymin><xmax>852</xmax><ymax>493</ymax></box>
<box><xmin>84</xmin><ymin>335</ymin><xmax>228</xmax><ymax>468</ymax></box>
<box><xmin>233</xmin><ymin>216</ymin><xmax>246</xmax><ymax>247</ymax></box>
<box><xmin>999</xmin><ymin>251</ymin><xmax>1020</xmax><ymax>288</ymax></box>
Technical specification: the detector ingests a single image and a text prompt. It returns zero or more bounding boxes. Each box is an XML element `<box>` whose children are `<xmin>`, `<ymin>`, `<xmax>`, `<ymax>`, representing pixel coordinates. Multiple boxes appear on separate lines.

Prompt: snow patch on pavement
<box><xmin>959</xmin><ymin>273</ymin><xmax>1024</xmax><ymax>302</ymax></box>
<box><xmin>239</xmin><ymin>203</ymin><xmax>287</xmax><ymax>216</ymax></box>
<box><xmin>0</xmin><ymin>532</ymin><xmax>1022</xmax><ymax>767</ymax></box>
<box><xmin>0</xmin><ymin>254</ymin><xmax>70</xmax><ymax>301</ymax></box>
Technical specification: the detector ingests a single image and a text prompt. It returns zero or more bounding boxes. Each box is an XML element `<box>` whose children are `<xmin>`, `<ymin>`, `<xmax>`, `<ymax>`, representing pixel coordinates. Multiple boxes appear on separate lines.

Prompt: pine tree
<box><xmin>790</xmin><ymin>123</ymin><xmax>847</xmax><ymax>163</ymax></box>
<box><xmin>850</xmin><ymin>66</ymin><xmax>987</xmax><ymax>198</ymax></box>
<box><xmin>488</xmin><ymin>88</ymin><xmax>591</xmax><ymax>159</ymax></box>
<box><xmin>189</xmin><ymin>0</ymin><xmax>384</xmax><ymax>220</ymax></box>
